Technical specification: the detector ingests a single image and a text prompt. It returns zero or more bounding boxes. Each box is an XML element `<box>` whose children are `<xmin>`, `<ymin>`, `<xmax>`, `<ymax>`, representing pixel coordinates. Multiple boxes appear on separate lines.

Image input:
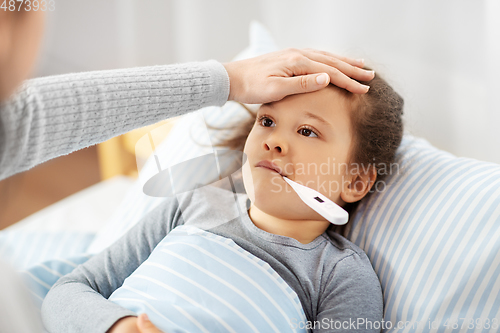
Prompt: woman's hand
<box><xmin>223</xmin><ymin>48</ymin><xmax>375</xmax><ymax>104</ymax></box>
<box><xmin>107</xmin><ymin>314</ymin><xmax>164</xmax><ymax>333</ymax></box>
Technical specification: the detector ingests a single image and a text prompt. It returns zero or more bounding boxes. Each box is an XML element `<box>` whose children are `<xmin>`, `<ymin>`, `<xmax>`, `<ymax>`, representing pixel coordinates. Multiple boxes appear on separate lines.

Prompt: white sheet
<box><xmin>5</xmin><ymin>176</ymin><xmax>134</xmax><ymax>234</ymax></box>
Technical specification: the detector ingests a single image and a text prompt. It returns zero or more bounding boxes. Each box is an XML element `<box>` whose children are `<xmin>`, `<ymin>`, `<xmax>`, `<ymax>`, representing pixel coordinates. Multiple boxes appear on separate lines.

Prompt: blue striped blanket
<box><xmin>108</xmin><ymin>225</ymin><xmax>308</xmax><ymax>333</ymax></box>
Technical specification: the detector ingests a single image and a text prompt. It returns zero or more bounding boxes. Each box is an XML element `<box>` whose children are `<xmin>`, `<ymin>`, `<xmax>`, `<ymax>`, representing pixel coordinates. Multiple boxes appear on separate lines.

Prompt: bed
<box><xmin>1</xmin><ymin>22</ymin><xmax>499</xmax><ymax>333</ymax></box>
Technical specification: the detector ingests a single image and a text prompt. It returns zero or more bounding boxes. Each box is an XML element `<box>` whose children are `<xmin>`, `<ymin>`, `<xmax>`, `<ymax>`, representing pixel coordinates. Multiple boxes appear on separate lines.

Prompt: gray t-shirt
<box><xmin>42</xmin><ymin>175</ymin><xmax>383</xmax><ymax>333</ymax></box>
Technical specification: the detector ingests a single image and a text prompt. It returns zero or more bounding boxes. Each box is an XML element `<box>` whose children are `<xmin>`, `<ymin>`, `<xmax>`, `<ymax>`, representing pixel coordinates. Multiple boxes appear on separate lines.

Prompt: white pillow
<box><xmin>342</xmin><ymin>133</ymin><xmax>500</xmax><ymax>332</ymax></box>
<box><xmin>88</xmin><ymin>21</ymin><xmax>277</xmax><ymax>253</ymax></box>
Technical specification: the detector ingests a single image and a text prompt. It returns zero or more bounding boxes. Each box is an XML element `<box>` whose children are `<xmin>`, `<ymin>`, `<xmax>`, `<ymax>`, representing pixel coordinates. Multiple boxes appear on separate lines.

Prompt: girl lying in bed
<box><xmin>41</xmin><ymin>70</ymin><xmax>403</xmax><ymax>333</ymax></box>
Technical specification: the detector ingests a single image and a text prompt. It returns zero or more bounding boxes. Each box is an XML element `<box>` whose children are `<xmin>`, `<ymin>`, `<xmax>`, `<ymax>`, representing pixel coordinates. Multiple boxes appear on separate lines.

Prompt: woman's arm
<box><xmin>0</xmin><ymin>49</ymin><xmax>373</xmax><ymax>181</ymax></box>
<box><xmin>41</xmin><ymin>196</ymin><xmax>184</xmax><ymax>333</ymax></box>
<box><xmin>0</xmin><ymin>60</ymin><xmax>228</xmax><ymax>181</ymax></box>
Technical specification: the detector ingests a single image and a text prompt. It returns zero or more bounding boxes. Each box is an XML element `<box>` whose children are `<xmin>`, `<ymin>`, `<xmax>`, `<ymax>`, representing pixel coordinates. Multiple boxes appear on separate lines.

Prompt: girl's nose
<box><xmin>263</xmin><ymin>132</ymin><xmax>288</xmax><ymax>155</ymax></box>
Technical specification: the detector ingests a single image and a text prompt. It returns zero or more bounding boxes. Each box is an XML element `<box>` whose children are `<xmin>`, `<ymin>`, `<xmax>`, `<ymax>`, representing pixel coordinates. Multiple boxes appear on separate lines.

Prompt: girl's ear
<box><xmin>340</xmin><ymin>166</ymin><xmax>377</xmax><ymax>203</ymax></box>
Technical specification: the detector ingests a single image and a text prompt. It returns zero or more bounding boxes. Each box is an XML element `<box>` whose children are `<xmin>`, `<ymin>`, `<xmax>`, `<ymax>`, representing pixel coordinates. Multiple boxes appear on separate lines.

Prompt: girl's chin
<box><xmin>253</xmin><ymin>190</ymin><xmax>303</xmax><ymax>217</ymax></box>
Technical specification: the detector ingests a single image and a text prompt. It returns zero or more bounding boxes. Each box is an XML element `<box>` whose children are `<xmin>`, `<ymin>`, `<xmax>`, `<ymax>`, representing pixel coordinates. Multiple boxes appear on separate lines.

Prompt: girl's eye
<box><xmin>259</xmin><ymin>116</ymin><xmax>275</xmax><ymax>127</ymax></box>
<box><xmin>258</xmin><ymin>115</ymin><xmax>318</xmax><ymax>138</ymax></box>
<box><xmin>298</xmin><ymin>127</ymin><xmax>318</xmax><ymax>138</ymax></box>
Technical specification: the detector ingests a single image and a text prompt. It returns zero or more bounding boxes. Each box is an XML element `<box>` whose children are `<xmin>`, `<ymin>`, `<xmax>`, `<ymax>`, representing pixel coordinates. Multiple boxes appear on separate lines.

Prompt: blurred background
<box><xmin>1</xmin><ymin>0</ymin><xmax>499</xmax><ymax>228</ymax></box>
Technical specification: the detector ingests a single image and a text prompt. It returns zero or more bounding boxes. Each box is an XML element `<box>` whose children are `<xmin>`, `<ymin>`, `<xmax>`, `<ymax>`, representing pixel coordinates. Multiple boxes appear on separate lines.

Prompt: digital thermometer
<box><xmin>282</xmin><ymin>176</ymin><xmax>349</xmax><ymax>225</ymax></box>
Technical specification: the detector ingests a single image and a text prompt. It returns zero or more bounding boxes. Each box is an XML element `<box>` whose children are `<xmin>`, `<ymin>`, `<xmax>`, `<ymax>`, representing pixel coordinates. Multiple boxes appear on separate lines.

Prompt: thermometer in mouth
<box><xmin>282</xmin><ymin>176</ymin><xmax>349</xmax><ymax>225</ymax></box>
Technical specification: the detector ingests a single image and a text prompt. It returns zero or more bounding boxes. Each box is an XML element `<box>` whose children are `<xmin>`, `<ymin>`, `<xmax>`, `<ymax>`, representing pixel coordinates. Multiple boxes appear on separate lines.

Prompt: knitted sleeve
<box><xmin>0</xmin><ymin>60</ymin><xmax>229</xmax><ymax>181</ymax></box>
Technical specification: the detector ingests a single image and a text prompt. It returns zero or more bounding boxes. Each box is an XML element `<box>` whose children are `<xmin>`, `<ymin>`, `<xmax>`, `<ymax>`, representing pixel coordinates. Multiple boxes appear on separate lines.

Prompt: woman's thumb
<box><xmin>137</xmin><ymin>313</ymin><xmax>163</xmax><ymax>332</ymax></box>
<box><xmin>287</xmin><ymin>73</ymin><xmax>330</xmax><ymax>95</ymax></box>
<box><xmin>314</xmin><ymin>73</ymin><xmax>330</xmax><ymax>87</ymax></box>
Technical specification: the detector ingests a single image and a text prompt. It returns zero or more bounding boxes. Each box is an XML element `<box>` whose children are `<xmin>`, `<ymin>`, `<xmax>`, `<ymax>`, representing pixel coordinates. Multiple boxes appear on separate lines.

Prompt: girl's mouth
<box><xmin>255</xmin><ymin>160</ymin><xmax>285</xmax><ymax>176</ymax></box>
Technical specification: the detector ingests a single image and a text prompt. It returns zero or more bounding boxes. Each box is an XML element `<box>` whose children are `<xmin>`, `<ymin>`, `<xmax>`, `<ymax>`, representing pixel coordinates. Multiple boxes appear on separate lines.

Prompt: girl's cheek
<box><xmin>242</xmin><ymin>160</ymin><xmax>256</xmax><ymax>203</ymax></box>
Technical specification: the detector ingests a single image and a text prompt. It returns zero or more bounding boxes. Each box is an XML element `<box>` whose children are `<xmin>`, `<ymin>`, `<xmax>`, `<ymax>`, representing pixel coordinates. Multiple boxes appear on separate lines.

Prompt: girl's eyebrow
<box><xmin>303</xmin><ymin>111</ymin><xmax>333</xmax><ymax>129</ymax></box>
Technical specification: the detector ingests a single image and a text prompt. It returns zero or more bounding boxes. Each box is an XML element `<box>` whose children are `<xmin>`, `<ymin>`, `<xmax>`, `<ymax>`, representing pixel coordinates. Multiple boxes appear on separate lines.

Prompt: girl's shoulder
<box><xmin>322</xmin><ymin>229</ymin><xmax>368</xmax><ymax>258</ymax></box>
<box><xmin>176</xmin><ymin>182</ymin><xmax>244</xmax><ymax>228</ymax></box>
<box><xmin>318</xmin><ymin>230</ymin><xmax>376</xmax><ymax>279</ymax></box>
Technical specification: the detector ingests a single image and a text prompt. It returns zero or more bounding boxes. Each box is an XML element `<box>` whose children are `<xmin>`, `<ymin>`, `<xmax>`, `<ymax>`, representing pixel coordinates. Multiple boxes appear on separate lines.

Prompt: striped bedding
<box><xmin>19</xmin><ymin>254</ymin><xmax>92</xmax><ymax>310</ymax></box>
<box><xmin>0</xmin><ymin>231</ymin><xmax>94</xmax><ymax>271</ymax></box>
<box><xmin>108</xmin><ymin>225</ymin><xmax>307</xmax><ymax>333</ymax></box>
<box><xmin>343</xmin><ymin>135</ymin><xmax>500</xmax><ymax>332</ymax></box>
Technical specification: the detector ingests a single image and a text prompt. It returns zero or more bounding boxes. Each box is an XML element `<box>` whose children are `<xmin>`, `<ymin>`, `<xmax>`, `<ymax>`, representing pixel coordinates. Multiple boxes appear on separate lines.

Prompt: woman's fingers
<box><xmin>321</xmin><ymin>63</ymin><xmax>371</xmax><ymax>94</ymax></box>
<box><xmin>223</xmin><ymin>48</ymin><xmax>374</xmax><ymax>104</ymax></box>
<box><xmin>300</xmin><ymin>48</ymin><xmax>375</xmax><ymax>82</ymax></box>
<box><xmin>275</xmin><ymin>73</ymin><xmax>331</xmax><ymax>97</ymax></box>
<box><xmin>279</xmin><ymin>48</ymin><xmax>373</xmax><ymax>94</ymax></box>
<box><xmin>301</xmin><ymin>48</ymin><xmax>365</xmax><ymax>68</ymax></box>
<box><xmin>294</xmin><ymin>56</ymin><xmax>371</xmax><ymax>94</ymax></box>
<box><xmin>279</xmin><ymin>70</ymin><xmax>368</xmax><ymax>96</ymax></box>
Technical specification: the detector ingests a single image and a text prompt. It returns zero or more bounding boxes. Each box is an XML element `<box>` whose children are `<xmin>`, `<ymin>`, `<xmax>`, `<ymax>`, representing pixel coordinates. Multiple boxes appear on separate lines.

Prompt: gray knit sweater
<box><xmin>0</xmin><ymin>60</ymin><xmax>229</xmax><ymax>181</ymax></box>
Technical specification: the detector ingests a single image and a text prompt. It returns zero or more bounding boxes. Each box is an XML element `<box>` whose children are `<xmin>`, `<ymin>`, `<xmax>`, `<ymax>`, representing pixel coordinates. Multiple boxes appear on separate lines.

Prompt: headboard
<box><xmin>96</xmin><ymin>117</ymin><xmax>180</xmax><ymax>180</ymax></box>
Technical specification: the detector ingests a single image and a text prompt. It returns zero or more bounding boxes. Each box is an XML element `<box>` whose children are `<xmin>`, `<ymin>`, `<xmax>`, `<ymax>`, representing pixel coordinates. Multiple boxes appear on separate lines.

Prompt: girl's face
<box><xmin>242</xmin><ymin>86</ymin><xmax>354</xmax><ymax>222</ymax></box>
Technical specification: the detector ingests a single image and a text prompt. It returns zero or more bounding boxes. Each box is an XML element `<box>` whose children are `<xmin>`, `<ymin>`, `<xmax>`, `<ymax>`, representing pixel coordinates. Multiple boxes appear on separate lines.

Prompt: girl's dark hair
<box><xmin>209</xmin><ymin>70</ymin><xmax>404</xmax><ymax>226</ymax></box>
<box><xmin>337</xmin><ymin>71</ymin><xmax>404</xmax><ymax>228</ymax></box>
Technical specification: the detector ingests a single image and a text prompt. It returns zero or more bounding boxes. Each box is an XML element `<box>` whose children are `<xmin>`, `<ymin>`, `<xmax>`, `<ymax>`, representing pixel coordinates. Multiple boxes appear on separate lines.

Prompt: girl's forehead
<box><xmin>260</xmin><ymin>87</ymin><xmax>349</xmax><ymax>120</ymax></box>
<box><xmin>259</xmin><ymin>87</ymin><xmax>353</xmax><ymax>143</ymax></box>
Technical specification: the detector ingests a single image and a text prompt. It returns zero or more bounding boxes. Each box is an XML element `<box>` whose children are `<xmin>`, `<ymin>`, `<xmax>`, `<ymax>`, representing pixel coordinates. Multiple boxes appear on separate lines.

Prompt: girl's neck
<box><xmin>247</xmin><ymin>204</ymin><xmax>330</xmax><ymax>244</ymax></box>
